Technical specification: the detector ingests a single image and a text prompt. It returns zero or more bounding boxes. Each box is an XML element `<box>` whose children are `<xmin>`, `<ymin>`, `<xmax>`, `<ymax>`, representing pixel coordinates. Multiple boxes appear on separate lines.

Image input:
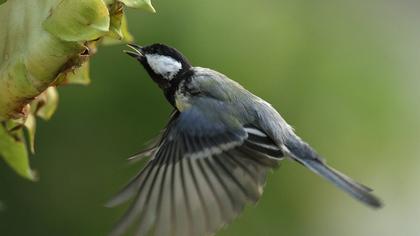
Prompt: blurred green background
<box><xmin>1</xmin><ymin>0</ymin><xmax>420</xmax><ymax>235</ymax></box>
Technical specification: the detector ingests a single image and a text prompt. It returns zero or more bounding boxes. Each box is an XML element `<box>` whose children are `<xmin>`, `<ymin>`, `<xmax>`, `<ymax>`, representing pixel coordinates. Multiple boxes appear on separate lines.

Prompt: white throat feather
<box><xmin>146</xmin><ymin>54</ymin><xmax>182</xmax><ymax>80</ymax></box>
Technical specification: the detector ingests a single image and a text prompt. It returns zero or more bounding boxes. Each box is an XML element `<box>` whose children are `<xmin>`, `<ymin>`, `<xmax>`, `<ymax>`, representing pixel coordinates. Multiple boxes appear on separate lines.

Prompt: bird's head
<box><xmin>125</xmin><ymin>43</ymin><xmax>192</xmax><ymax>90</ymax></box>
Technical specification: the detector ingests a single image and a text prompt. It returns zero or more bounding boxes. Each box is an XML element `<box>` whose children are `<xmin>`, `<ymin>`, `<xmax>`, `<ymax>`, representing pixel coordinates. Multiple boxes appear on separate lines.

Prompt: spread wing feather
<box><xmin>107</xmin><ymin>108</ymin><xmax>282</xmax><ymax>236</ymax></box>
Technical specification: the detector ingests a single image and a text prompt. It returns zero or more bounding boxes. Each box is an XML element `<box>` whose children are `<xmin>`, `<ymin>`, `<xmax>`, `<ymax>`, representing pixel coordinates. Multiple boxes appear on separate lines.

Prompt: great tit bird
<box><xmin>107</xmin><ymin>43</ymin><xmax>382</xmax><ymax>236</ymax></box>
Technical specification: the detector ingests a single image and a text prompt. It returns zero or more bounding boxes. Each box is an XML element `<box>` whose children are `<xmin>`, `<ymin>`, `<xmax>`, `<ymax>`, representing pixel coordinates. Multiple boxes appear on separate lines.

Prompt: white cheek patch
<box><xmin>146</xmin><ymin>54</ymin><xmax>182</xmax><ymax>80</ymax></box>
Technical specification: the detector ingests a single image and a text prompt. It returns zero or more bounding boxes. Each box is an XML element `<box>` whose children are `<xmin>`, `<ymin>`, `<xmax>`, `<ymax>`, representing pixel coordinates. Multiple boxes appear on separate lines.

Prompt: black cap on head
<box><xmin>125</xmin><ymin>43</ymin><xmax>192</xmax><ymax>99</ymax></box>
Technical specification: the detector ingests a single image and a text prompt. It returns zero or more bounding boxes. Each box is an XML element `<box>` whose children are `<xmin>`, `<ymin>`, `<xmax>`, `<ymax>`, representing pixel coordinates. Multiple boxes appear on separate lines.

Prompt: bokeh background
<box><xmin>1</xmin><ymin>0</ymin><xmax>420</xmax><ymax>235</ymax></box>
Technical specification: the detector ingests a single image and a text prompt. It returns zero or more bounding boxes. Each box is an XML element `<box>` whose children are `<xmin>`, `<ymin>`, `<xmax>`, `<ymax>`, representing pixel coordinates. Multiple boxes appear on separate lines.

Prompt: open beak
<box><xmin>124</xmin><ymin>43</ymin><xmax>144</xmax><ymax>58</ymax></box>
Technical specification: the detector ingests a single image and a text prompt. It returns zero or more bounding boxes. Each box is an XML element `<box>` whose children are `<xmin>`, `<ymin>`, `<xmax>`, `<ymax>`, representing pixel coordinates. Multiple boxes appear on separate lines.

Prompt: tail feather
<box><xmin>283</xmin><ymin>136</ymin><xmax>382</xmax><ymax>208</ymax></box>
<box><xmin>298</xmin><ymin>158</ymin><xmax>382</xmax><ymax>208</ymax></box>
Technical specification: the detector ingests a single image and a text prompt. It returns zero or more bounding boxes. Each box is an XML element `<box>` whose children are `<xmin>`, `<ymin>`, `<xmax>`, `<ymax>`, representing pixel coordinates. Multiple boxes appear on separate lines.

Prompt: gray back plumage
<box><xmin>188</xmin><ymin>67</ymin><xmax>296</xmax><ymax>144</ymax></box>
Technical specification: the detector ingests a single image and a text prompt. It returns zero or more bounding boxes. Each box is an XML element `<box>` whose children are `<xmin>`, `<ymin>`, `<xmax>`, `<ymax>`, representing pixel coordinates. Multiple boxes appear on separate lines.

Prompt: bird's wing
<box><xmin>107</xmin><ymin>107</ymin><xmax>282</xmax><ymax>236</ymax></box>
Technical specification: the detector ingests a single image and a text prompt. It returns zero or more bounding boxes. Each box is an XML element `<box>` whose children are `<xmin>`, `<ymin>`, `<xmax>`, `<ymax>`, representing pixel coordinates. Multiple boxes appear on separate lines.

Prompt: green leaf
<box><xmin>119</xmin><ymin>15</ymin><xmax>134</xmax><ymax>42</ymax></box>
<box><xmin>0</xmin><ymin>1</ymin><xmax>85</xmax><ymax>119</ymax></box>
<box><xmin>54</xmin><ymin>55</ymin><xmax>92</xmax><ymax>85</ymax></box>
<box><xmin>102</xmin><ymin>15</ymin><xmax>133</xmax><ymax>45</ymax></box>
<box><xmin>62</xmin><ymin>61</ymin><xmax>91</xmax><ymax>85</ymax></box>
<box><xmin>0</xmin><ymin>123</ymin><xmax>36</xmax><ymax>180</ymax></box>
<box><xmin>107</xmin><ymin>1</ymin><xmax>125</xmax><ymax>40</ymax></box>
<box><xmin>0</xmin><ymin>0</ymin><xmax>147</xmax><ymax>119</ymax></box>
<box><xmin>43</xmin><ymin>0</ymin><xmax>110</xmax><ymax>42</ymax></box>
<box><xmin>24</xmin><ymin>114</ymin><xmax>36</xmax><ymax>153</ymax></box>
<box><xmin>36</xmin><ymin>87</ymin><xmax>59</xmax><ymax>120</ymax></box>
<box><xmin>120</xmin><ymin>0</ymin><xmax>156</xmax><ymax>13</ymax></box>
<box><xmin>103</xmin><ymin>0</ymin><xmax>116</xmax><ymax>5</ymax></box>
<box><xmin>104</xmin><ymin>1</ymin><xmax>135</xmax><ymax>43</ymax></box>
<box><xmin>0</xmin><ymin>0</ymin><xmax>154</xmax><ymax>179</ymax></box>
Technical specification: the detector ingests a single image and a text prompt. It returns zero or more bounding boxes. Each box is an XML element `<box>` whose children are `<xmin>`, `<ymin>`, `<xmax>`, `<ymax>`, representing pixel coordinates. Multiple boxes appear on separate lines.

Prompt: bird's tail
<box><xmin>283</xmin><ymin>136</ymin><xmax>383</xmax><ymax>208</ymax></box>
